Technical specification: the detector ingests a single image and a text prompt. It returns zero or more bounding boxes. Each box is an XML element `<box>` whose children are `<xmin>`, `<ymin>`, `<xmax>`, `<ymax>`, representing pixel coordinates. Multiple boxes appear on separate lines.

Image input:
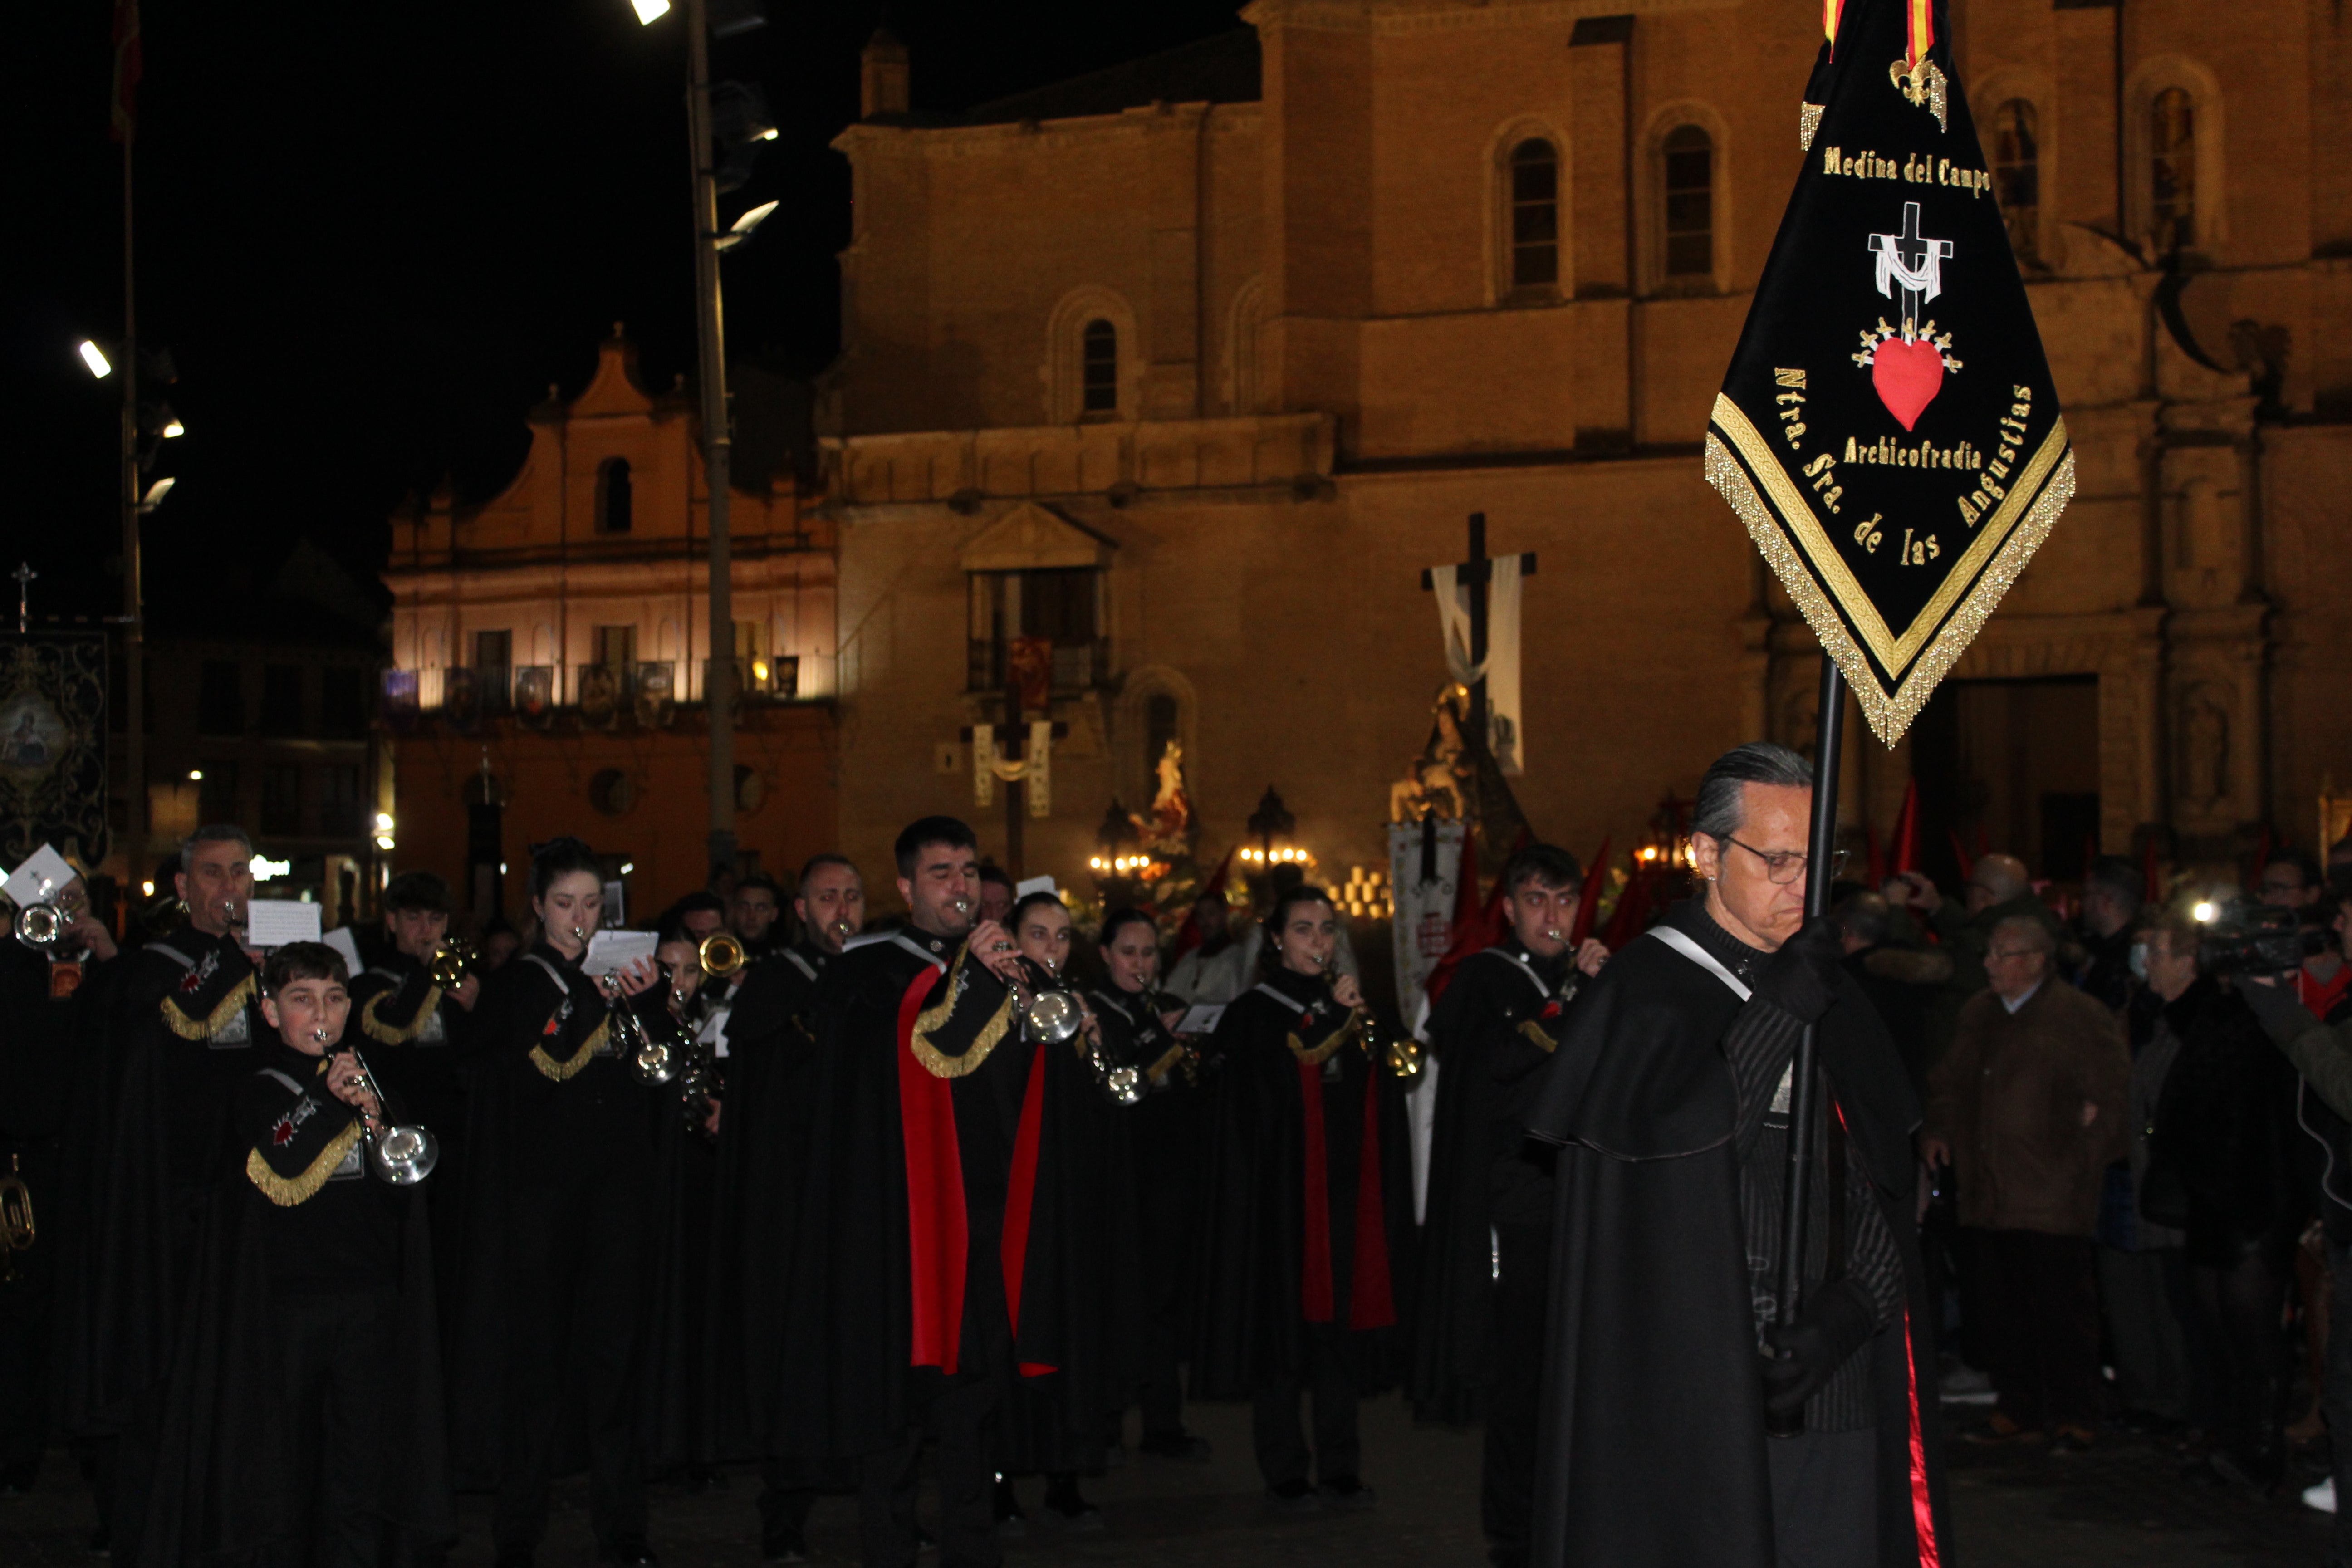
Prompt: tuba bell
<box><xmin>330</xmin><ymin>1033</ymin><xmax>441</xmax><ymax>1185</ymax></box>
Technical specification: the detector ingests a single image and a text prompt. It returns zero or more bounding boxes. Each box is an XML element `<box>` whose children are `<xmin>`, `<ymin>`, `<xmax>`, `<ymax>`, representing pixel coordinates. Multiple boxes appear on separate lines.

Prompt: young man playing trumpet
<box><xmin>1410</xmin><ymin>844</ymin><xmax>1607</xmax><ymax>1568</ymax></box>
<box><xmin>140</xmin><ymin>941</ymin><xmax>454</xmax><ymax>1568</ymax></box>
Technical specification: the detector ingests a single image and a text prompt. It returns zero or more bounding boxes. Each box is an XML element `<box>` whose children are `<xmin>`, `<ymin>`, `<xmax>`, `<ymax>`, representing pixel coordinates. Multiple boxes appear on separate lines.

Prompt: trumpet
<box><xmin>429</xmin><ymin>936</ymin><xmax>476</xmax><ymax>987</ymax></box>
<box><xmin>698</xmin><ymin>931</ymin><xmax>746</xmax><ymax>980</ymax></box>
<box><xmin>0</xmin><ymin>1154</ymin><xmax>33</xmax><ymax>1284</ymax></box>
<box><xmin>13</xmin><ymin>900</ymin><xmax>66</xmax><ymax>951</ymax></box>
<box><xmin>1016</xmin><ymin>956</ymin><xmax>1086</xmax><ymax>1045</ymax></box>
<box><xmin>329</xmin><ymin>1032</ymin><xmax>440</xmax><ymax>1185</ymax></box>
<box><xmin>572</xmin><ymin>926</ymin><xmax>680</xmax><ymax>1085</ymax></box>
<box><xmin>11</xmin><ymin>872</ymin><xmax>68</xmax><ymax>951</ymax></box>
<box><xmin>1321</xmin><ymin>956</ymin><xmax>1424</xmax><ymax>1082</ymax></box>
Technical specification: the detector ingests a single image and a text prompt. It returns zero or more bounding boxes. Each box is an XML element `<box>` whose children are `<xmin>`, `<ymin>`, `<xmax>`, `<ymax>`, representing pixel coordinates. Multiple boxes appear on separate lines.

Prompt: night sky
<box><xmin>9</xmin><ymin>0</ymin><xmax>1243</xmax><ymax>627</ymax></box>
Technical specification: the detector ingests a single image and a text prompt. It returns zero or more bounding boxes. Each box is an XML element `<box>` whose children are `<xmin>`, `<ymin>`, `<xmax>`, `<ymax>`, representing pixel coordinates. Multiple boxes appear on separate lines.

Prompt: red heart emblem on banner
<box><xmin>1872</xmin><ymin>337</ymin><xmax>1944</xmax><ymax>431</ymax></box>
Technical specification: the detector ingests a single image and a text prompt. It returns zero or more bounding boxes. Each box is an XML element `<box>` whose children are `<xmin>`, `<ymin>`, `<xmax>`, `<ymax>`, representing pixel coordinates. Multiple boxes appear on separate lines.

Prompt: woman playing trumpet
<box><xmin>1088</xmin><ymin>907</ymin><xmax>1216</xmax><ymax>1462</ymax></box>
<box><xmin>991</xmin><ymin>892</ymin><xmax>1142</xmax><ymax>1534</ymax></box>
<box><xmin>443</xmin><ymin>837</ymin><xmax>665</xmax><ymax>1568</ymax></box>
<box><xmin>1191</xmin><ymin>885</ymin><xmax>1415</xmax><ymax>1514</ymax></box>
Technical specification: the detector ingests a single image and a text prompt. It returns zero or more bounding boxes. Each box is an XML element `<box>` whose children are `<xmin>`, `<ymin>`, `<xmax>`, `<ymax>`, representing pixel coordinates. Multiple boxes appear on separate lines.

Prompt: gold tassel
<box><xmin>160</xmin><ymin>974</ymin><xmax>256</xmax><ymax>1041</ymax></box>
<box><xmin>245</xmin><ymin>1121</ymin><xmax>363</xmax><ymax>1208</ymax></box>
<box><xmin>529</xmin><ymin>1016</ymin><xmax>609</xmax><ymax>1082</ymax></box>
<box><xmin>910</xmin><ymin>984</ymin><xmax>1014</xmax><ymax>1079</ymax></box>
<box><xmin>1517</xmin><ymin>1019</ymin><xmax>1559</xmax><ymax>1054</ymax></box>
<box><xmin>1142</xmin><ymin>1043</ymin><xmax>1189</xmax><ymax>1082</ymax></box>
<box><xmin>360</xmin><ymin>984</ymin><xmax>445</xmax><ymax>1045</ymax></box>
<box><xmin>1799</xmin><ymin>102</ymin><xmax>1824</xmax><ymax>151</ymax></box>
<box><xmin>1287</xmin><ymin>1015</ymin><xmax>1361</xmax><ymax>1067</ymax></box>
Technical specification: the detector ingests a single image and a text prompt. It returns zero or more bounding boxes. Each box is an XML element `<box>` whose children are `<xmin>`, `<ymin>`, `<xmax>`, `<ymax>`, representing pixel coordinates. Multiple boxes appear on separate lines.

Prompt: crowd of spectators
<box><xmin>1844</xmin><ymin>839</ymin><xmax>2352</xmax><ymax>1549</ymax></box>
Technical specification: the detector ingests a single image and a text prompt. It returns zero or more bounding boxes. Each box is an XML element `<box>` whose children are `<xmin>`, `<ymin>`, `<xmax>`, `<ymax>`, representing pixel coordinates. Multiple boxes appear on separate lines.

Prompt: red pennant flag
<box><xmin>1601</xmin><ymin>861</ymin><xmax>1656</xmax><ymax>951</ymax></box>
<box><xmin>1889</xmin><ymin>779</ymin><xmax>1921</xmax><ymax>876</ymax></box>
<box><xmin>1422</xmin><ymin>828</ymin><xmax>1506</xmax><ymax>1008</ymax></box>
<box><xmin>110</xmin><ymin>0</ymin><xmax>141</xmax><ymax>144</ymax></box>
<box><xmin>1568</xmin><ymin>834</ymin><xmax>1610</xmax><ymax>946</ymax></box>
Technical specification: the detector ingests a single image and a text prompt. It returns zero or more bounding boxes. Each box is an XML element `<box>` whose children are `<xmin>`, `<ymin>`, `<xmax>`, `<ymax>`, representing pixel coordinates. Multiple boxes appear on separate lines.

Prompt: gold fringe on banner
<box><xmin>160</xmin><ymin>975</ymin><xmax>256</xmax><ymax>1041</ymax></box>
<box><xmin>245</xmin><ymin>1121</ymin><xmax>363</xmax><ymax>1208</ymax></box>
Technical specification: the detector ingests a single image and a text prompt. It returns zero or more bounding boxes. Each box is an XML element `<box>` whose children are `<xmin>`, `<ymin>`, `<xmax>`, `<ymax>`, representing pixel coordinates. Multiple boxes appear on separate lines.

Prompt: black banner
<box><xmin>0</xmin><ymin>633</ymin><xmax>110</xmax><ymax>869</ymax></box>
<box><xmin>1706</xmin><ymin>0</ymin><xmax>2072</xmax><ymax>743</ymax></box>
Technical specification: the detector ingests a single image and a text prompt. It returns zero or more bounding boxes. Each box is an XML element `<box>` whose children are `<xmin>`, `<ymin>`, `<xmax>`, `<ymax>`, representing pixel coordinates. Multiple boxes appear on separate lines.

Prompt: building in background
<box><xmin>814</xmin><ymin>2</ymin><xmax>2352</xmax><ymax>898</ymax></box>
<box><xmin>107</xmin><ymin>538</ymin><xmax>388</xmax><ymax>924</ymax></box>
<box><xmin>381</xmin><ymin>327</ymin><xmax>838</xmax><ymax>924</ymax></box>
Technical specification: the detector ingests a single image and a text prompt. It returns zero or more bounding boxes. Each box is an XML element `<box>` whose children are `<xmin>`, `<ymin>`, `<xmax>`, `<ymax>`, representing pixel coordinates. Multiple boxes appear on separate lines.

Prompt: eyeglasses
<box><xmin>1722</xmin><ymin>837</ymin><xmax>1848</xmax><ymax>886</ymax></box>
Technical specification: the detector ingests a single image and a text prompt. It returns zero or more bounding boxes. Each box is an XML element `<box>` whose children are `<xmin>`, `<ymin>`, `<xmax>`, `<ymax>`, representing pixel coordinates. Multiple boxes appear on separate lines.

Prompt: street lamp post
<box><xmin>685</xmin><ymin>0</ymin><xmax>737</xmax><ymax>884</ymax></box>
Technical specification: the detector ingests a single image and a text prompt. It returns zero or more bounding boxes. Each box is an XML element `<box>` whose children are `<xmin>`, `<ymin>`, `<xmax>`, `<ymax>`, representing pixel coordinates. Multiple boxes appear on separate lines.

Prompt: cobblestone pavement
<box><xmin>3</xmin><ymin>1397</ymin><xmax>2339</xmax><ymax>1567</ymax></box>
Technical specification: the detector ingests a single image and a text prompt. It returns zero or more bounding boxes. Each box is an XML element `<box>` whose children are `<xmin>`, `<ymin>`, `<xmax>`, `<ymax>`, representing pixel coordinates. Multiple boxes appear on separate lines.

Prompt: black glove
<box><xmin>1759</xmin><ymin>1277</ymin><xmax>1877</xmax><ymax>1416</ymax></box>
<box><xmin>1754</xmin><ymin>915</ymin><xmax>1845</xmax><ymax>1025</ymax></box>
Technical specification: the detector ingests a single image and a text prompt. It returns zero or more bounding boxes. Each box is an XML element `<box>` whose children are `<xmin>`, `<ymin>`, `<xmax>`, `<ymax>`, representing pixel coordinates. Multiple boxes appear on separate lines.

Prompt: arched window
<box><xmin>1508</xmin><ymin>140</ymin><xmax>1560</xmax><ymax>292</ymax></box>
<box><xmin>595</xmin><ymin>457</ymin><xmax>632</xmax><ymax>534</ymax></box>
<box><xmin>1661</xmin><ymin>125</ymin><xmax>1714</xmax><ymax>278</ymax></box>
<box><xmin>1991</xmin><ymin>99</ymin><xmax>2040</xmax><ymax>262</ymax></box>
<box><xmin>1080</xmin><ymin>319</ymin><xmax>1118</xmax><ymax>415</ymax></box>
<box><xmin>2151</xmin><ymin>87</ymin><xmax>2196</xmax><ymax>252</ymax></box>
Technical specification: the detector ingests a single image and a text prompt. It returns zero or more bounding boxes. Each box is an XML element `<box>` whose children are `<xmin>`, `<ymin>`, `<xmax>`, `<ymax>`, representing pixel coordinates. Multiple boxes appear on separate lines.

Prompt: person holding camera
<box><xmin>2256</xmin><ymin>852</ymin><xmax>2352</xmax><ymax>1020</ymax></box>
<box><xmin>2140</xmin><ymin>916</ymin><xmax>2307</xmax><ymax>1494</ymax></box>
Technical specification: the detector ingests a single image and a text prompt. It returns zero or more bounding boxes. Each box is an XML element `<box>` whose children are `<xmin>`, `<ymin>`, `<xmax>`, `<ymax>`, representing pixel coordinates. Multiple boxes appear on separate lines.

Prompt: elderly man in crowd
<box><xmin>1924</xmin><ymin>915</ymin><xmax>2129</xmax><ymax>1451</ymax></box>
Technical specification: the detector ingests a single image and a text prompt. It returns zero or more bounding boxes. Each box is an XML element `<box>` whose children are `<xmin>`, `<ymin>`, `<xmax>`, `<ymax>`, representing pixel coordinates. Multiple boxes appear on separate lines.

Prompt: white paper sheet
<box><xmin>321</xmin><ymin>927</ymin><xmax>366</xmax><ymax>976</ymax></box>
<box><xmin>244</xmin><ymin>899</ymin><xmax>323</xmax><ymax>948</ymax></box>
<box><xmin>5</xmin><ymin>845</ymin><xmax>76</xmax><ymax>909</ymax></box>
<box><xmin>583</xmin><ymin>929</ymin><xmax>658</xmax><ymax>976</ymax></box>
<box><xmin>1175</xmin><ymin>1003</ymin><xmax>1225</xmax><ymax>1036</ymax></box>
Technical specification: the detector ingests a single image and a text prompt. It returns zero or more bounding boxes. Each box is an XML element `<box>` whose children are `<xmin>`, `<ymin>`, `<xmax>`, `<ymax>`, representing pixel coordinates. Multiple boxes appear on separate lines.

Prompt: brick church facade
<box><xmin>809</xmin><ymin>0</ymin><xmax>2352</xmax><ymax>893</ymax></box>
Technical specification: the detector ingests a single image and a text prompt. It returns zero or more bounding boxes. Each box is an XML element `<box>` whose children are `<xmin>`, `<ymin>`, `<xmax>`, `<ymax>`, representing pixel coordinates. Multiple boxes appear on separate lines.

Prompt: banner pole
<box><xmin>1765</xmin><ymin>652</ymin><xmax>1846</xmax><ymax>1438</ymax></box>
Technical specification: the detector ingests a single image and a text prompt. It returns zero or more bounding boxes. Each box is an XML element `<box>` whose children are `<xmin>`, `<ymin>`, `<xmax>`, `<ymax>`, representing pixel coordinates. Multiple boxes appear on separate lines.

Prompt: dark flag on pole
<box><xmin>110</xmin><ymin>0</ymin><xmax>141</xmax><ymax>143</ymax></box>
<box><xmin>1705</xmin><ymin>0</ymin><xmax>2072</xmax><ymax>744</ymax></box>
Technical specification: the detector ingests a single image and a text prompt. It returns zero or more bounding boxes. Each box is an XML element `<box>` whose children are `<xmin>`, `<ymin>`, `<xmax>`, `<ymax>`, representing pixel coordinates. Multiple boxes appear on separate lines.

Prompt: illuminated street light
<box><xmin>79</xmin><ymin>340</ymin><xmax>113</xmax><ymax>378</ymax></box>
<box><xmin>138</xmin><ymin>476</ymin><xmax>175</xmax><ymax>512</ymax></box>
<box><xmin>713</xmin><ymin>199</ymin><xmax>778</xmax><ymax>254</ymax></box>
<box><xmin>632</xmin><ymin>0</ymin><xmax>671</xmax><ymax>22</ymax></box>
<box><xmin>161</xmin><ymin>412</ymin><xmax>185</xmax><ymax>438</ymax></box>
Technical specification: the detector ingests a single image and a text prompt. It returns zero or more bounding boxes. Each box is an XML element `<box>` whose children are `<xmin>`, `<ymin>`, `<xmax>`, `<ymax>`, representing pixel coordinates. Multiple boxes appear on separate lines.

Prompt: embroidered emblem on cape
<box><xmin>1704</xmin><ymin>0</ymin><xmax>2069</xmax><ymax>745</ymax></box>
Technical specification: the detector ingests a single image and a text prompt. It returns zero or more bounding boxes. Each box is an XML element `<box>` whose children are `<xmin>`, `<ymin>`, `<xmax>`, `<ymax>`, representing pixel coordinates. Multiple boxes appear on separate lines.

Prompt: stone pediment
<box><xmin>960</xmin><ymin>502</ymin><xmax>1117</xmax><ymax>572</ymax></box>
<box><xmin>570</xmin><ymin>325</ymin><xmax>657</xmax><ymax>418</ymax></box>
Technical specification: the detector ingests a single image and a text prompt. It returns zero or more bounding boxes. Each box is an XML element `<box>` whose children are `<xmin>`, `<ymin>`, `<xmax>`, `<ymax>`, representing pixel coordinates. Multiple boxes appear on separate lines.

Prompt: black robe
<box><xmin>1190</xmin><ymin>967</ymin><xmax>1416</xmax><ymax>1401</ymax></box>
<box><xmin>45</xmin><ymin>946</ymin><xmax>128</xmax><ymax>1446</ymax></box>
<box><xmin>637</xmin><ymin>985</ymin><xmax>720</xmax><ymax>1475</ymax></box>
<box><xmin>777</xmin><ymin>929</ymin><xmax>1074</xmax><ymax>1462</ymax></box>
<box><xmin>996</xmin><ymin>998</ymin><xmax>1144</xmax><ymax>1475</ymax></box>
<box><xmin>136</xmin><ymin>1042</ymin><xmax>453</xmax><ymax>1567</ymax></box>
<box><xmin>1409</xmin><ymin>940</ymin><xmax>1580</xmax><ymax>1426</ymax></box>
<box><xmin>91</xmin><ymin>930</ymin><xmax>267</xmax><ymax>1437</ymax></box>
<box><xmin>441</xmin><ymin>941</ymin><xmax>665</xmax><ymax>1490</ymax></box>
<box><xmin>0</xmin><ymin>941</ymin><xmax>119</xmax><ymax>1464</ymax></box>
<box><xmin>1523</xmin><ymin>900</ymin><xmax>1950</xmax><ymax>1568</ymax></box>
<box><xmin>1088</xmin><ymin>984</ymin><xmax>1205</xmax><ymax>1377</ymax></box>
<box><xmin>705</xmin><ymin>944</ymin><xmax>833</xmax><ymax>1465</ymax></box>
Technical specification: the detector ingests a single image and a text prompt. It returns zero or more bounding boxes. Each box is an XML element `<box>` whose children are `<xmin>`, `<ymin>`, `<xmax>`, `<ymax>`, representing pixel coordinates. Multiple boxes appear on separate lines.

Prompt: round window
<box><xmin>588</xmin><ymin>768</ymin><xmax>636</xmax><ymax>816</ymax></box>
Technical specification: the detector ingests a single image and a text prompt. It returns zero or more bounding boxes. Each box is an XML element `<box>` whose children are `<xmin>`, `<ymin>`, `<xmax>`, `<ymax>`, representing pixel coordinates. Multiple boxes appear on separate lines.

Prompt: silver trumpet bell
<box><xmin>13</xmin><ymin>901</ymin><xmax>65</xmax><ymax>951</ymax></box>
<box><xmin>1024</xmin><ymin>987</ymin><xmax>1085</xmax><ymax>1044</ymax></box>
<box><xmin>332</xmin><ymin>1034</ymin><xmax>440</xmax><ymax>1185</ymax></box>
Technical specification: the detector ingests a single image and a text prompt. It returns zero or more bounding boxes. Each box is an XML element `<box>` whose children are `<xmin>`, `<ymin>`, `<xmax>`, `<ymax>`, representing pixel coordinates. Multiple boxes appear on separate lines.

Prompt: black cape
<box><xmin>637</xmin><ymin>987</ymin><xmax>719</xmax><ymax>1474</ymax></box>
<box><xmin>441</xmin><ymin>942</ymin><xmax>665</xmax><ymax>1489</ymax></box>
<box><xmin>1088</xmin><ymin>985</ymin><xmax>1207</xmax><ymax>1370</ymax></box>
<box><xmin>136</xmin><ymin>1045</ymin><xmax>453</xmax><ymax>1567</ymax></box>
<box><xmin>1523</xmin><ymin>900</ymin><xmax>1949</xmax><ymax>1568</ymax></box>
<box><xmin>90</xmin><ymin>929</ymin><xmax>266</xmax><ymax>1435</ymax></box>
<box><xmin>704</xmin><ymin>944</ymin><xmax>834</xmax><ymax>1465</ymax></box>
<box><xmin>1409</xmin><ymin>941</ymin><xmax>1579</xmax><ymax>1425</ymax></box>
<box><xmin>1190</xmin><ymin>967</ymin><xmax>1416</xmax><ymax>1401</ymax></box>
<box><xmin>779</xmin><ymin>930</ymin><xmax>1077</xmax><ymax>1462</ymax></box>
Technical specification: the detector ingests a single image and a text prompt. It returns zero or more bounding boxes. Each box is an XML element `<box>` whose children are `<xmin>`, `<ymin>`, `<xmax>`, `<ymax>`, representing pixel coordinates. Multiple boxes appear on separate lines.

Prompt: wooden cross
<box><xmin>1418</xmin><ymin>513</ymin><xmax>1536</xmax><ymax>759</ymax></box>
